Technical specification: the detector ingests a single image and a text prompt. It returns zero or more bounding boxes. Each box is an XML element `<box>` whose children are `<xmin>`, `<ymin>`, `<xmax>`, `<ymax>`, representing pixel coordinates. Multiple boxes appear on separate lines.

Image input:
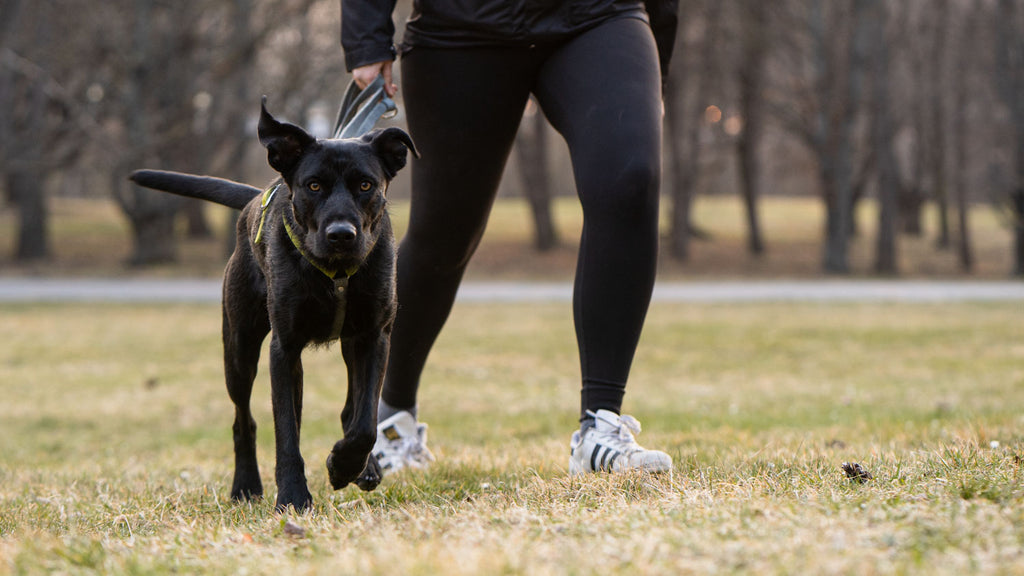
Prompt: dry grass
<box><xmin>1</xmin><ymin>301</ymin><xmax>1023</xmax><ymax>574</ymax></box>
<box><xmin>0</xmin><ymin>195</ymin><xmax>1017</xmax><ymax>279</ymax></box>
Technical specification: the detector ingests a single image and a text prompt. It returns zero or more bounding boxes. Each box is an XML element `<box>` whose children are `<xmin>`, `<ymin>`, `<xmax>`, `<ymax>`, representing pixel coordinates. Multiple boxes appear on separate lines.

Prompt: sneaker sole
<box><xmin>569</xmin><ymin>454</ymin><xmax>673</xmax><ymax>475</ymax></box>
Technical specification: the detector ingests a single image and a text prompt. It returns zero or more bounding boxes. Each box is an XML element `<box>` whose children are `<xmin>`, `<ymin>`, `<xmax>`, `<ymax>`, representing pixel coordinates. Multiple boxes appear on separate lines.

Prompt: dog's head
<box><xmin>258</xmin><ymin>98</ymin><xmax>417</xmax><ymax>270</ymax></box>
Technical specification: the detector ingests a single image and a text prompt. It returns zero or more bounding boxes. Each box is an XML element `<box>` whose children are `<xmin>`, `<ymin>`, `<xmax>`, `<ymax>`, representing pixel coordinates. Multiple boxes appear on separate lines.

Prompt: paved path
<box><xmin>1</xmin><ymin>278</ymin><xmax>1022</xmax><ymax>303</ymax></box>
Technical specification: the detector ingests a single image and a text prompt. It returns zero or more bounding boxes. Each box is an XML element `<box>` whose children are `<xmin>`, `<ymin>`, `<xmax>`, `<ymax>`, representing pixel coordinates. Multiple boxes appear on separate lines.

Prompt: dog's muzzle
<box><xmin>325</xmin><ymin>222</ymin><xmax>358</xmax><ymax>248</ymax></box>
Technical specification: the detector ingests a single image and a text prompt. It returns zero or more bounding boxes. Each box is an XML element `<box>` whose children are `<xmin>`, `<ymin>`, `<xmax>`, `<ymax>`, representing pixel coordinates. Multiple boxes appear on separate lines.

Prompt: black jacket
<box><xmin>341</xmin><ymin>0</ymin><xmax>678</xmax><ymax>78</ymax></box>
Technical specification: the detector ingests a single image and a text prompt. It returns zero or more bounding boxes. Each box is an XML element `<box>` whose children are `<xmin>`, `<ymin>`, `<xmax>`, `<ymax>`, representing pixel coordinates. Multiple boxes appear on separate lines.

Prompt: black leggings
<box><xmin>386</xmin><ymin>16</ymin><xmax>663</xmax><ymax>420</ymax></box>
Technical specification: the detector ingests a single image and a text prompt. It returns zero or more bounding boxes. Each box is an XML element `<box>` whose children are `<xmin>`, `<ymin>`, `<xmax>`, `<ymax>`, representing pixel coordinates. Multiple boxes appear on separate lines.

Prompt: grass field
<box><xmin>1</xmin><ymin>301</ymin><xmax>1023</xmax><ymax>574</ymax></box>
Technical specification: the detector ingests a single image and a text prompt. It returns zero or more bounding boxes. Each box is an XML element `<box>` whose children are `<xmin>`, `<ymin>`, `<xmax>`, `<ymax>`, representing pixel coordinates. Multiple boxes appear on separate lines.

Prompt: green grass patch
<box><xmin>1</xmin><ymin>301</ymin><xmax>1023</xmax><ymax>574</ymax></box>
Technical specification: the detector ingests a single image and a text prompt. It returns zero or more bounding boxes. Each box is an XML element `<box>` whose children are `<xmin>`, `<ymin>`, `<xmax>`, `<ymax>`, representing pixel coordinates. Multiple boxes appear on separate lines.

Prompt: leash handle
<box><xmin>332</xmin><ymin>75</ymin><xmax>397</xmax><ymax>139</ymax></box>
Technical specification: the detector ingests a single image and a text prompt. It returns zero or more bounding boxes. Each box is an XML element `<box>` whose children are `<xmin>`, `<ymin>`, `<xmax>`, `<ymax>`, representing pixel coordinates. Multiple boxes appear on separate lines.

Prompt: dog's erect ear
<box><xmin>258</xmin><ymin>96</ymin><xmax>315</xmax><ymax>175</ymax></box>
<box><xmin>364</xmin><ymin>127</ymin><xmax>419</xmax><ymax>179</ymax></box>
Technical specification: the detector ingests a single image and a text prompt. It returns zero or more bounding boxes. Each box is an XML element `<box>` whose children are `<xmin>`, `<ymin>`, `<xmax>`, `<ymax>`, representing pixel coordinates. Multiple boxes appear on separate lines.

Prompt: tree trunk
<box><xmin>930</xmin><ymin>0</ymin><xmax>951</xmax><ymax>250</ymax></box>
<box><xmin>9</xmin><ymin>171</ymin><xmax>50</xmax><ymax>261</ymax></box>
<box><xmin>125</xmin><ymin>197</ymin><xmax>180</xmax><ymax>266</ymax></box>
<box><xmin>866</xmin><ymin>0</ymin><xmax>898</xmax><ymax>275</ymax></box>
<box><xmin>1013</xmin><ymin>189</ymin><xmax>1024</xmax><ymax>276</ymax></box>
<box><xmin>736</xmin><ymin>1</ymin><xmax>766</xmax><ymax>256</ymax></box>
<box><xmin>952</xmin><ymin>1</ymin><xmax>976</xmax><ymax>273</ymax></box>
<box><xmin>668</xmin><ymin>0</ymin><xmax>718</xmax><ymax>261</ymax></box>
<box><xmin>848</xmin><ymin>158</ymin><xmax>871</xmax><ymax>238</ymax></box>
<box><xmin>815</xmin><ymin>0</ymin><xmax>862</xmax><ymax>275</ymax></box>
<box><xmin>4</xmin><ymin>1</ymin><xmax>50</xmax><ymax>262</ymax></box>
<box><xmin>221</xmin><ymin>0</ymin><xmax>255</xmax><ymax>259</ymax></box>
<box><xmin>117</xmin><ymin>0</ymin><xmax>180</xmax><ymax>266</ymax></box>
<box><xmin>515</xmin><ymin>100</ymin><xmax>558</xmax><ymax>252</ymax></box>
<box><xmin>901</xmin><ymin>1</ymin><xmax>928</xmax><ymax>238</ymax></box>
<box><xmin>994</xmin><ymin>0</ymin><xmax>1024</xmax><ymax>276</ymax></box>
<box><xmin>821</xmin><ymin>167</ymin><xmax>850</xmax><ymax>274</ymax></box>
<box><xmin>664</xmin><ymin>72</ymin><xmax>693</xmax><ymax>261</ymax></box>
<box><xmin>899</xmin><ymin>187</ymin><xmax>926</xmax><ymax>236</ymax></box>
<box><xmin>183</xmin><ymin>198</ymin><xmax>213</xmax><ymax>239</ymax></box>
<box><xmin>736</xmin><ymin>134</ymin><xmax>765</xmax><ymax>255</ymax></box>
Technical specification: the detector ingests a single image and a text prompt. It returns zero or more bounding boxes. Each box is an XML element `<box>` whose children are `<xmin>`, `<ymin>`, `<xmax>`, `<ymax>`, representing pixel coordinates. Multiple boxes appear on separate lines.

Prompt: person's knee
<box><xmin>582</xmin><ymin>156</ymin><xmax>660</xmax><ymax>223</ymax></box>
<box><xmin>617</xmin><ymin>158</ymin><xmax>660</xmax><ymax>198</ymax></box>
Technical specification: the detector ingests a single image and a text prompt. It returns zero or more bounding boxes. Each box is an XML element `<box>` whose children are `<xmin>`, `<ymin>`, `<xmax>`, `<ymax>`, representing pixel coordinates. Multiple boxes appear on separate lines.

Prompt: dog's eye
<box><xmin>308</xmin><ymin>181</ymin><xmax>321</xmax><ymax>192</ymax></box>
<box><xmin>359</xmin><ymin>180</ymin><xmax>373</xmax><ymax>192</ymax></box>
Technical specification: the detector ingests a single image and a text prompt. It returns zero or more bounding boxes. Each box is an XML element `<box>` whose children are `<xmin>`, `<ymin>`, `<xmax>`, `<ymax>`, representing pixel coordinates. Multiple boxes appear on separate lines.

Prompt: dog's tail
<box><xmin>129</xmin><ymin>170</ymin><xmax>263</xmax><ymax>211</ymax></box>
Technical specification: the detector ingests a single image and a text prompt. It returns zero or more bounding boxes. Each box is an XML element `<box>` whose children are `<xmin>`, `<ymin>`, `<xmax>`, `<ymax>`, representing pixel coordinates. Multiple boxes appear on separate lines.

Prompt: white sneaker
<box><xmin>569</xmin><ymin>409</ymin><xmax>672</xmax><ymax>475</ymax></box>
<box><xmin>372</xmin><ymin>411</ymin><xmax>435</xmax><ymax>476</ymax></box>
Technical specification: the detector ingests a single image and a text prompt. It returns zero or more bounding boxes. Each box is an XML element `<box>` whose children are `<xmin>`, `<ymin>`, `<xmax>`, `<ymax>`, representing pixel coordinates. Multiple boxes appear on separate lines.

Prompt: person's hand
<box><xmin>352</xmin><ymin>61</ymin><xmax>397</xmax><ymax>98</ymax></box>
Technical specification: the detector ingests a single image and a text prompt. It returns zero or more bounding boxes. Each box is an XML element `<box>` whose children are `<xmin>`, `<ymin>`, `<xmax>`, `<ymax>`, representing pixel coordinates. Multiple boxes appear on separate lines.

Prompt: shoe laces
<box><xmin>586</xmin><ymin>410</ymin><xmax>643</xmax><ymax>450</ymax></box>
<box><xmin>399</xmin><ymin>428</ymin><xmax>434</xmax><ymax>464</ymax></box>
<box><xmin>405</xmin><ymin>438</ymin><xmax>429</xmax><ymax>460</ymax></box>
<box><xmin>617</xmin><ymin>414</ymin><xmax>642</xmax><ymax>440</ymax></box>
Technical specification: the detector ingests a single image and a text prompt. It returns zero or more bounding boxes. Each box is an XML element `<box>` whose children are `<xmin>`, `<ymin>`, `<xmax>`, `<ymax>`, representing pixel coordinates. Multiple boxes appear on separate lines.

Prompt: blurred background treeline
<box><xmin>1</xmin><ymin>0</ymin><xmax>1022</xmax><ymax>279</ymax></box>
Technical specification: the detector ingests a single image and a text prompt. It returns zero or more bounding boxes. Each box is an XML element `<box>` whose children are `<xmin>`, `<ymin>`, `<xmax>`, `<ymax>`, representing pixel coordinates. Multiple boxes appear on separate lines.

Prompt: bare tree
<box><xmin>929</xmin><ymin>0</ymin><xmax>952</xmax><ymax>251</ymax></box>
<box><xmin>514</xmin><ymin>99</ymin><xmax>559</xmax><ymax>252</ymax></box>
<box><xmin>104</xmin><ymin>0</ymin><xmax>324</xmax><ymax>265</ymax></box>
<box><xmin>735</xmin><ymin>0</ymin><xmax>767</xmax><ymax>256</ymax></box>
<box><xmin>0</xmin><ymin>1</ymin><xmax>82</xmax><ymax>262</ymax></box>
<box><xmin>116</xmin><ymin>1</ymin><xmax>176</xmax><ymax>264</ymax></box>
<box><xmin>951</xmin><ymin>0</ymin><xmax>979</xmax><ymax>273</ymax></box>
<box><xmin>898</xmin><ymin>0</ymin><xmax>928</xmax><ymax>237</ymax></box>
<box><xmin>994</xmin><ymin>0</ymin><xmax>1024</xmax><ymax>276</ymax></box>
<box><xmin>865</xmin><ymin>0</ymin><xmax>899</xmax><ymax>275</ymax></box>
<box><xmin>665</xmin><ymin>0</ymin><xmax>718</xmax><ymax>261</ymax></box>
<box><xmin>219</xmin><ymin>0</ymin><xmax>258</xmax><ymax>258</ymax></box>
<box><xmin>771</xmin><ymin>0</ymin><xmax>867</xmax><ymax>274</ymax></box>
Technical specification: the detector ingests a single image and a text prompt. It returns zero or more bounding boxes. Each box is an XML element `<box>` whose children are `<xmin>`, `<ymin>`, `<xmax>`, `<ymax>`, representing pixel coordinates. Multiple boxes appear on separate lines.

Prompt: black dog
<box><xmin>130</xmin><ymin>98</ymin><xmax>416</xmax><ymax>511</ymax></box>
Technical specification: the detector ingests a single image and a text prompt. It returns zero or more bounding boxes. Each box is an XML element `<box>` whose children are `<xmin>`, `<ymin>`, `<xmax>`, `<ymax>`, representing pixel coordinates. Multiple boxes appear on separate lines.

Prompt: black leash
<box><xmin>332</xmin><ymin>75</ymin><xmax>397</xmax><ymax>139</ymax></box>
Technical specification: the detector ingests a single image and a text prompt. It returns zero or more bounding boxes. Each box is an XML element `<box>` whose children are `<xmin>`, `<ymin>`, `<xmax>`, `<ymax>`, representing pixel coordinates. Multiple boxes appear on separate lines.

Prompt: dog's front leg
<box><xmin>327</xmin><ymin>331</ymin><xmax>388</xmax><ymax>491</ymax></box>
<box><xmin>269</xmin><ymin>335</ymin><xmax>313</xmax><ymax>511</ymax></box>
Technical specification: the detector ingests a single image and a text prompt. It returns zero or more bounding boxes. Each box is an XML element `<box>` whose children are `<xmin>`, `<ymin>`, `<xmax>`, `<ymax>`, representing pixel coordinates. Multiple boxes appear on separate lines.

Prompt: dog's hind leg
<box><xmin>221</xmin><ymin>250</ymin><xmax>271</xmax><ymax>503</ymax></box>
<box><xmin>268</xmin><ymin>335</ymin><xmax>314</xmax><ymax>511</ymax></box>
<box><xmin>223</xmin><ymin>301</ymin><xmax>270</xmax><ymax>502</ymax></box>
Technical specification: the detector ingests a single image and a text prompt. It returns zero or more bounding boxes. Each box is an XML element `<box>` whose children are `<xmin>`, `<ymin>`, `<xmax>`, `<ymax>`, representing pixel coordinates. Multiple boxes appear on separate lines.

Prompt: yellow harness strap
<box><xmin>254</xmin><ymin>182</ymin><xmax>359</xmax><ymax>283</ymax></box>
<box><xmin>254</xmin><ymin>183</ymin><xmax>279</xmax><ymax>244</ymax></box>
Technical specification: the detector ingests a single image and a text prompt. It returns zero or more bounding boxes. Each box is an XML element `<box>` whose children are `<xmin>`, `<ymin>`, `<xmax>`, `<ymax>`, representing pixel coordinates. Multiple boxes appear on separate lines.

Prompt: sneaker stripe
<box><xmin>601</xmin><ymin>446</ymin><xmax>621</xmax><ymax>472</ymax></box>
<box><xmin>607</xmin><ymin>450</ymin><xmax>620</xmax><ymax>471</ymax></box>
<box><xmin>588</xmin><ymin>444</ymin><xmax>622</xmax><ymax>472</ymax></box>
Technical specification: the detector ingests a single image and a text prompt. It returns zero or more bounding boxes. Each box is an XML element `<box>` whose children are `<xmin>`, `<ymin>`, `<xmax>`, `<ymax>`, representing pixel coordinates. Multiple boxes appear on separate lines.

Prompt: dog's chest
<box><xmin>327</xmin><ymin>279</ymin><xmax>349</xmax><ymax>340</ymax></box>
<box><xmin>276</xmin><ymin>275</ymin><xmax>352</xmax><ymax>345</ymax></box>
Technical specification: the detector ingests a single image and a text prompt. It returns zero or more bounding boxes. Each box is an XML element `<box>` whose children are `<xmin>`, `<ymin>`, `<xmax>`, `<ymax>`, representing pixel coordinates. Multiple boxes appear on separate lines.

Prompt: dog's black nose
<box><xmin>325</xmin><ymin>222</ymin><xmax>358</xmax><ymax>246</ymax></box>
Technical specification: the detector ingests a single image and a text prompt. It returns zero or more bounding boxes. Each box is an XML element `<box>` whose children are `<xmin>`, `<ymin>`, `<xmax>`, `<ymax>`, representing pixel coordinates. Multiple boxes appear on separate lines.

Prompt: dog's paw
<box><xmin>230</xmin><ymin>473</ymin><xmax>264</xmax><ymax>502</ymax></box>
<box><xmin>275</xmin><ymin>484</ymin><xmax>313</xmax><ymax>512</ymax></box>
<box><xmin>231</xmin><ymin>485</ymin><xmax>264</xmax><ymax>503</ymax></box>
<box><xmin>354</xmin><ymin>456</ymin><xmax>382</xmax><ymax>492</ymax></box>
<box><xmin>326</xmin><ymin>443</ymin><xmax>371</xmax><ymax>490</ymax></box>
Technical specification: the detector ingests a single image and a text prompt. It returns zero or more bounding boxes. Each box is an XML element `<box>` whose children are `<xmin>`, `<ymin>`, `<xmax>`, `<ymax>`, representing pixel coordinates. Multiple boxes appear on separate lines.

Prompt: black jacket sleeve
<box><xmin>341</xmin><ymin>0</ymin><xmax>398</xmax><ymax>72</ymax></box>
<box><xmin>644</xmin><ymin>0</ymin><xmax>679</xmax><ymax>78</ymax></box>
